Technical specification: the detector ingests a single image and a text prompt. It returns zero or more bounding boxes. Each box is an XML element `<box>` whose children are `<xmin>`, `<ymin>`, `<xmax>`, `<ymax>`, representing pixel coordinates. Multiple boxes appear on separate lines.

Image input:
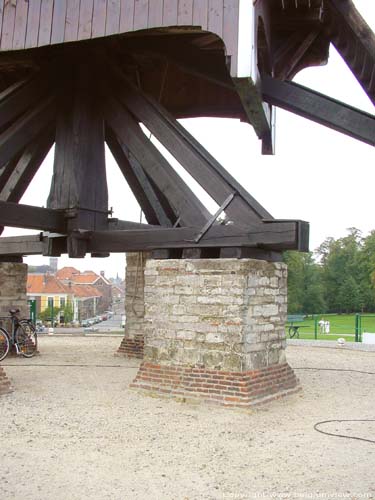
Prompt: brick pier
<box><xmin>117</xmin><ymin>252</ymin><xmax>149</xmax><ymax>359</ymax></box>
<box><xmin>130</xmin><ymin>259</ymin><xmax>300</xmax><ymax>408</ymax></box>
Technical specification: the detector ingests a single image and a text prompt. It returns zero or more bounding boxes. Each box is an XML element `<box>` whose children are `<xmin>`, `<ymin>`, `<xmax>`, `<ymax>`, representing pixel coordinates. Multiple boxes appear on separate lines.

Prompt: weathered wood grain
<box><xmin>0</xmin><ymin>235</ymin><xmax>45</xmax><ymax>256</ymax></box>
<box><xmin>0</xmin><ymin>0</ymin><xmax>4</xmax><ymax>42</ymax></box>
<box><xmin>106</xmin><ymin>127</ymin><xmax>174</xmax><ymax>226</ymax></box>
<box><xmin>113</xmin><ymin>76</ymin><xmax>272</xmax><ymax>224</ymax></box>
<box><xmin>92</xmin><ymin>0</ymin><xmax>107</xmax><ymax>37</ymax></box>
<box><xmin>13</xmin><ymin>0</ymin><xmax>29</xmax><ymax>50</ymax></box>
<box><xmin>25</xmin><ymin>0</ymin><xmax>42</xmax><ymax>48</ymax></box>
<box><xmin>1</xmin><ymin>0</ymin><xmax>16</xmax><ymax>51</ymax></box>
<box><xmin>0</xmin><ymin>201</ymin><xmax>65</xmax><ymax>232</ymax></box>
<box><xmin>0</xmin><ymin>96</ymin><xmax>55</xmax><ymax>170</ymax></box>
<box><xmin>163</xmin><ymin>0</ymin><xmax>178</xmax><ymax>25</ymax></box>
<box><xmin>102</xmin><ymin>91</ymin><xmax>210</xmax><ymax>227</ymax></box>
<box><xmin>148</xmin><ymin>0</ymin><xmax>162</xmax><ymax>28</ymax></box>
<box><xmin>105</xmin><ymin>0</ymin><xmax>121</xmax><ymax>35</ymax></box>
<box><xmin>223</xmin><ymin>0</ymin><xmax>239</xmax><ymax>74</ymax></box>
<box><xmin>65</xmin><ymin>0</ymin><xmax>80</xmax><ymax>42</ymax></box>
<box><xmin>78</xmin><ymin>0</ymin><xmax>94</xmax><ymax>40</ymax></box>
<box><xmin>208</xmin><ymin>0</ymin><xmax>224</xmax><ymax>38</ymax></box>
<box><xmin>134</xmin><ymin>0</ymin><xmax>148</xmax><ymax>30</ymax></box>
<box><xmin>178</xmin><ymin>0</ymin><xmax>193</xmax><ymax>25</ymax></box>
<box><xmin>192</xmin><ymin>0</ymin><xmax>208</xmax><ymax>29</ymax></box>
<box><xmin>38</xmin><ymin>0</ymin><xmax>54</xmax><ymax>46</ymax></box>
<box><xmin>51</xmin><ymin>0</ymin><xmax>68</xmax><ymax>44</ymax></box>
<box><xmin>0</xmin><ymin>129</ymin><xmax>53</xmax><ymax>203</ymax></box>
<box><xmin>119</xmin><ymin>0</ymin><xmax>134</xmax><ymax>32</ymax></box>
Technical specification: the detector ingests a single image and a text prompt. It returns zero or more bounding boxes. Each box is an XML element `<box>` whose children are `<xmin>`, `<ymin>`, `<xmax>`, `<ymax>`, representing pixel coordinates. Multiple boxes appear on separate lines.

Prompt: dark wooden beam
<box><xmin>108</xmin><ymin>219</ymin><xmax>160</xmax><ymax>230</ymax></box>
<box><xmin>106</xmin><ymin>127</ymin><xmax>173</xmax><ymax>226</ymax></box>
<box><xmin>47</xmin><ymin>64</ymin><xmax>108</xmax><ymax>236</ymax></box>
<box><xmin>262</xmin><ymin>75</ymin><xmax>375</xmax><ymax>146</ymax></box>
<box><xmin>0</xmin><ymin>128</ymin><xmax>54</xmax><ymax>203</ymax></box>
<box><xmin>0</xmin><ymin>96</ymin><xmax>56</xmax><ymax>169</ymax></box>
<box><xmin>0</xmin><ymin>73</ymin><xmax>50</xmax><ymax>130</ymax></box>
<box><xmin>86</xmin><ymin>220</ymin><xmax>309</xmax><ymax>253</ymax></box>
<box><xmin>101</xmin><ymin>92</ymin><xmax>210</xmax><ymax>227</ymax></box>
<box><xmin>109</xmin><ymin>71</ymin><xmax>273</xmax><ymax>223</ymax></box>
<box><xmin>0</xmin><ymin>201</ymin><xmax>66</xmax><ymax>232</ymax></box>
<box><xmin>0</xmin><ymin>235</ymin><xmax>44</xmax><ymax>256</ymax></box>
<box><xmin>274</xmin><ymin>29</ymin><xmax>321</xmax><ymax>80</ymax></box>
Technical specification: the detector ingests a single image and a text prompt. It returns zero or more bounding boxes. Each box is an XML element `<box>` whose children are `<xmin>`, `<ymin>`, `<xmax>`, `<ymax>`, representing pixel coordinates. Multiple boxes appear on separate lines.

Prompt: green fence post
<box><xmin>314</xmin><ymin>315</ymin><xmax>318</xmax><ymax>340</ymax></box>
<box><xmin>355</xmin><ymin>314</ymin><xmax>359</xmax><ymax>342</ymax></box>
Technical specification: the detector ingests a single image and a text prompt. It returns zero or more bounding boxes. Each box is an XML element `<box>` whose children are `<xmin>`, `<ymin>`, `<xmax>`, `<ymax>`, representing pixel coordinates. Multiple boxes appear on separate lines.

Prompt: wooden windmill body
<box><xmin>0</xmin><ymin>0</ymin><xmax>373</xmax><ymax>261</ymax></box>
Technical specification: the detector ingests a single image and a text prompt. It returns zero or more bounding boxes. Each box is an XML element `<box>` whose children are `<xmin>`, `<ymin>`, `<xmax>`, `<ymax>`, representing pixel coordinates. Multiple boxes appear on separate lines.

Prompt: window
<box><xmin>60</xmin><ymin>298</ymin><xmax>65</xmax><ymax>308</ymax></box>
<box><xmin>48</xmin><ymin>297</ymin><xmax>54</xmax><ymax>308</ymax></box>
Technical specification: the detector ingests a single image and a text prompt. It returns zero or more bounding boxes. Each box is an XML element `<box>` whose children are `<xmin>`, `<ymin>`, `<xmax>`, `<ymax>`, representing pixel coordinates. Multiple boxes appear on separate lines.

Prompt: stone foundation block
<box><xmin>131</xmin><ymin>258</ymin><xmax>300</xmax><ymax>408</ymax></box>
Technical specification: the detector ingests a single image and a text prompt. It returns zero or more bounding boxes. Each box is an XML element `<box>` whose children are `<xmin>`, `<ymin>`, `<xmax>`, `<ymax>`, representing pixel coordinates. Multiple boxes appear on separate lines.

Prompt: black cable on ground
<box><xmin>293</xmin><ymin>367</ymin><xmax>375</xmax><ymax>375</ymax></box>
<box><xmin>314</xmin><ymin>420</ymin><xmax>375</xmax><ymax>444</ymax></box>
<box><xmin>293</xmin><ymin>366</ymin><xmax>375</xmax><ymax>443</ymax></box>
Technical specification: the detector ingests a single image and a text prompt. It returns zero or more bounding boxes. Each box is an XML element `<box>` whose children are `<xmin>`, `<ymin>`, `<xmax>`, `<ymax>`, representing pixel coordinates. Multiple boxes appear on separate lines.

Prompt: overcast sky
<box><xmin>4</xmin><ymin>0</ymin><xmax>374</xmax><ymax>279</ymax></box>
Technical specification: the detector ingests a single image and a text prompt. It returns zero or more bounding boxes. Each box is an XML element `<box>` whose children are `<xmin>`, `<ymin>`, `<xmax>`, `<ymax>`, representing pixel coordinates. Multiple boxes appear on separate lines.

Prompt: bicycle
<box><xmin>0</xmin><ymin>309</ymin><xmax>37</xmax><ymax>361</ymax></box>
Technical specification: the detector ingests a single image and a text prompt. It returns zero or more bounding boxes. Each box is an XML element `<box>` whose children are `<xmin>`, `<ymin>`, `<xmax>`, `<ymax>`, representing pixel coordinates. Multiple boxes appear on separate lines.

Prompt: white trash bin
<box><xmin>362</xmin><ymin>332</ymin><xmax>375</xmax><ymax>344</ymax></box>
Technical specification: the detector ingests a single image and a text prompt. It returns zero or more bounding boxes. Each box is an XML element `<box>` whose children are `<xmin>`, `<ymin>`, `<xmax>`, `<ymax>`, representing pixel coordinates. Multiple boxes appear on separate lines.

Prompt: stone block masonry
<box><xmin>117</xmin><ymin>252</ymin><xmax>150</xmax><ymax>359</ymax></box>
<box><xmin>0</xmin><ymin>262</ymin><xmax>28</xmax><ymax>395</ymax></box>
<box><xmin>130</xmin><ymin>259</ymin><xmax>300</xmax><ymax>408</ymax></box>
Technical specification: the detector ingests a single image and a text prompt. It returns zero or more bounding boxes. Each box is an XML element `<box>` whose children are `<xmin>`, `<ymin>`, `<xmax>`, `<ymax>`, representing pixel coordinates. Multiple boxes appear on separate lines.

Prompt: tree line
<box><xmin>284</xmin><ymin>228</ymin><xmax>375</xmax><ymax>314</ymax></box>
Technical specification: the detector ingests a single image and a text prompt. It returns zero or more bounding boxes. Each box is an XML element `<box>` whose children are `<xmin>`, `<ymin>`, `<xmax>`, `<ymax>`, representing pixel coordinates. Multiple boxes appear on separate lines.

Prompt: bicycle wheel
<box><xmin>288</xmin><ymin>326</ymin><xmax>297</xmax><ymax>338</ymax></box>
<box><xmin>0</xmin><ymin>328</ymin><xmax>10</xmax><ymax>361</ymax></box>
<box><xmin>15</xmin><ymin>321</ymin><xmax>37</xmax><ymax>358</ymax></box>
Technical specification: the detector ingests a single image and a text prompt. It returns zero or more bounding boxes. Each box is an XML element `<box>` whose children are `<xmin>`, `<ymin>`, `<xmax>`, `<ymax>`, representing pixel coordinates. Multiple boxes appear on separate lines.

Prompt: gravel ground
<box><xmin>1</xmin><ymin>336</ymin><xmax>374</xmax><ymax>500</ymax></box>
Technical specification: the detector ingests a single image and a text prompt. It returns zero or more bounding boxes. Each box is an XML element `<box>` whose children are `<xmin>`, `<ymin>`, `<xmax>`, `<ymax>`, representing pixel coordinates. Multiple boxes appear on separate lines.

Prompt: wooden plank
<box><xmin>1</xmin><ymin>0</ymin><xmax>16</xmax><ymax>50</ymax></box>
<box><xmin>88</xmin><ymin>220</ymin><xmax>306</xmax><ymax>253</ymax></box>
<box><xmin>25</xmin><ymin>0</ymin><xmax>42</xmax><ymax>49</ymax></box>
<box><xmin>208</xmin><ymin>0</ymin><xmax>223</xmax><ymax>38</ymax></box>
<box><xmin>192</xmin><ymin>0</ymin><xmax>208</xmax><ymax>29</ymax></box>
<box><xmin>78</xmin><ymin>0</ymin><xmax>94</xmax><ymax>40</ymax></box>
<box><xmin>262</xmin><ymin>75</ymin><xmax>375</xmax><ymax>147</ymax></box>
<box><xmin>48</xmin><ymin>67</ymin><xmax>108</xmax><ymax>231</ymax></box>
<box><xmin>38</xmin><ymin>0</ymin><xmax>54</xmax><ymax>46</ymax></box>
<box><xmin>51</xmin><ymin>0</ymin><xmax>68</xmax><ymax>44</ymax></box>
<box><xmin>178</xmin><ymin>0</ymin><xmax>193</xmax><ymax>25</ymax></box>
<box><xmin>0</xmin><ymin>153</ymin><xmax>23</xmax><ymax>194</ymax></box>
<box><xmin>0</xmin><ymin>235</ymin><xmax>44</xmax><ymax>256</ymax></box>
<box><xmin>0</xmin><ymin>96</ymin><xmax>55</xmax><ymax>170</ymax></box>
<box><xmin>101</xmin><ymin>91</ymin><xmax>210</xmax><ymax>227</ymax></box>
<box><xmin>119</xmin><ymin>0</ymin><xmax>134</xmax><ymax>32</ymax></box>
<box><xmin>133</xmin><ymin>0</ymin><xmax>148</xmax><ymax>30</ymax></box>
<box><xmin>0</xmin><ymin>0</ymin><xmax>4</xmax><ymax>42</ymax></box>
<box><xmin>0</xmin><ymin>201</ymin><xmax>66</xmax><ymax>232</ymax></box>
<box><xmin>147</xmin><ymin>0</ymin><xmax>162</xmax><ymax>28</ymax></box>
<box><xmin>113</xmin><ymin>77</ymin><xmax>272</xmax><ymax>224</ymax></box>
<box><xmin>65</xmin><ymin>0</ymin><xmax>80</xmax><ymax>42</ymax></box>
<box><xmin>92</xmin><ymin>0</ymin><xmax>107</xmax><ymax>37</ymax></box>
<box><xmin>223</xmin><ymin>0</ymin><xmax>239</xmax><ymax>75</ymax></box>
<box><xmin>0</xmin><ymin>75</ymin><xmax>49</xmax><ymax>131</ymax></box>
<box><xmin>163</xmin><ymin>0</ymin><xmax>178</xmax><ymax>25</ymax></box>
<box><xmin>0</xmin><ymin>129</ymin><xmax>53</xmax><ymax>203</ymax></box>
<box><xmin>105</xmin><ymin>0</ymin><xmax>121</xmax><ymax>35</ymax></box>
<box><xmin>106</xmin><ymin>128</ymin><xmax>173</xmax><ymax>226</ymax></box>
<box><xmin>108</xmin><ymin>219</ymin><xmax>160</xmax><ymax>230</ymax></box>
<box><xmin>13</xmin><ymin>0</ymin><xmax>29</xmax><ymax>50</ymax></box>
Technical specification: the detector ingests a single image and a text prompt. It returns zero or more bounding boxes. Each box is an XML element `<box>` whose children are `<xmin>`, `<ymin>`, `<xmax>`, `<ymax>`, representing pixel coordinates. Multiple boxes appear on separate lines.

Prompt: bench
<box><xmin>286</xmin><ymin>314</ymin><xmax>306</xmax><ymax>338</ymax></box>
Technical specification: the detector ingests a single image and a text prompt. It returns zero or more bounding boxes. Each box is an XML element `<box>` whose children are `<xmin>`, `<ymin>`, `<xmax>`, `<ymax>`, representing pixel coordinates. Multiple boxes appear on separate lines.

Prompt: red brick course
<box><xmin>130</xmin><ymin>362</ymin><xmax>300</xmax><ymax>408</ymax></box>
<box><xmin>0</xmin><ymin>366</ymin><xmax>12</xmax><ymax>395</ymax></box>
<box><xmin>117</xmin><ymin>334</ymin><xmax>144</xmax><ymax>359</ymax></box>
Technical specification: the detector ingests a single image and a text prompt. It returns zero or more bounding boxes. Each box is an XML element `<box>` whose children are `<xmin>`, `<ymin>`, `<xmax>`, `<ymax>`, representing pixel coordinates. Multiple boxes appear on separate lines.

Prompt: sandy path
<box><xmin>0</xmin><ymin>336</ymin><xmax>374</xmax><ymax>500</ymax></box>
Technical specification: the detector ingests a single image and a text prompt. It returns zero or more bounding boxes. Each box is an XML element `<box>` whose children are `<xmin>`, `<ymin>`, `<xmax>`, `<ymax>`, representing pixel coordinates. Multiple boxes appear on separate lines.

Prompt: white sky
<box><xmin>4</xmin><ymin>0</ymin><xmax>375</xmax><ymax>279</ymax></box>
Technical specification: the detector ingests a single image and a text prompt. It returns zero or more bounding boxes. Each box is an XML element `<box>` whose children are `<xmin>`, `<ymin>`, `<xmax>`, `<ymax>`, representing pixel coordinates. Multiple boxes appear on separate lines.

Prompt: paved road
<box><xmin>43</xmin><ymin>313</ymin><xmax>125</xmax><ymax>335</ymax></box>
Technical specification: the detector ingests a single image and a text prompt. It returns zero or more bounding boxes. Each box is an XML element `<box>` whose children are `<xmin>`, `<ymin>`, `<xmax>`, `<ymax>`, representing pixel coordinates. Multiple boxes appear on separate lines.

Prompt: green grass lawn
<box><xmin>286</xmin><ymin>314</ymin><xmax>375</xmax><ymax>342</ymax></box>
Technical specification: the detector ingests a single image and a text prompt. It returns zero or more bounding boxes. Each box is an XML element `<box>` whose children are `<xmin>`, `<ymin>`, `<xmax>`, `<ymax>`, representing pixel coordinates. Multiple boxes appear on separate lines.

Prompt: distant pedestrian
<box><xmin>324</xmin><ymin>321</ymin><xmax>330</xmax><ymax>334</ymax></box>
<box><xmin>318</xmin><ymin>319</ymin><xmax>325</xmax><ymax>334</ymax></box>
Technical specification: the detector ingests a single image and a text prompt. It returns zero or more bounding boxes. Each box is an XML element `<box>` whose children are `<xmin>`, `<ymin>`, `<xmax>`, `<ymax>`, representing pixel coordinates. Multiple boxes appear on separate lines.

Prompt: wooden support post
<box><xmin>47</xmin><ymin>63</ymin><xmax>109</xmax><ymax>256</ymax></box>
